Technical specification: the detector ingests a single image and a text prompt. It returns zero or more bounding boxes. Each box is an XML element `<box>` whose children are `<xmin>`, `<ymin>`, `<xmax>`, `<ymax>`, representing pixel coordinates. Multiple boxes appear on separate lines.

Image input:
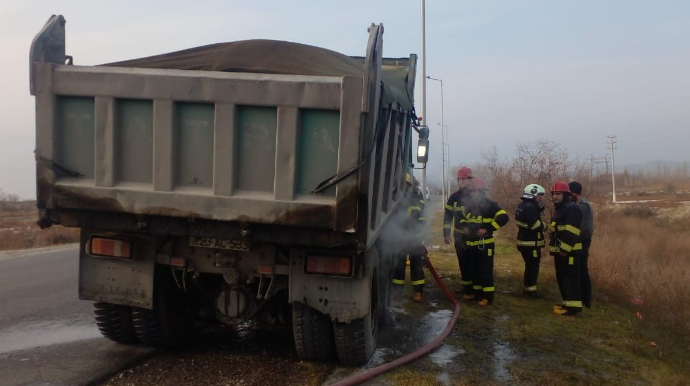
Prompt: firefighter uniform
<box><xmin>443</xmin><ymin>188</ymin><xmax>471</xmax><ymax>292</ymax></box>
<box><xmin>443</xmin><ymin>166</ymin><xmax>474</xmax><ymax>296</ymax></box>
<box><xmin>392</xmin><ymin>175</ymin><xmax>426</xmax><ymax>301</ymax></box>
<box><xmin>549</xmin><ymin>182</ymin><xmax>584</xmax><ymax>315</ymax></box>
<box><xmin>459</xmin><ymin>178</ymin><xmax>509</xmax><ymax>306</ymax></box>
<box><xmin>515</xmin><ymin>185</ymin><xmax>546</xmax><ymax>296</ymax></box>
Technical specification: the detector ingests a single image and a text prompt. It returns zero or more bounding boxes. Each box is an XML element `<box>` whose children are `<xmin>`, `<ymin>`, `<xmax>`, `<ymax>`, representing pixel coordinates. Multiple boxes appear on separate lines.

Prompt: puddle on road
<box><xmin>492</xmin><ymin>339</ymin><xmax>517</xmax><ymax>382</ymax></box>
<box><xmin>419</xmin><ymin>309</ymin><xmax>453</xmax><ymax>345</ymax></box>
<box><xmin>436</xmin><ymin>372</ymin><xmax>451</xmax><ymax>386</ymax></box>
<box><xmin>429</xmin><ymin>344</ymin><xmax>463</xmax><ymax>366</ymax></box>
<box><xmin>0</xmin><ymin>319</ymin><xmax>100</xmax><ymax>354</ymax></box>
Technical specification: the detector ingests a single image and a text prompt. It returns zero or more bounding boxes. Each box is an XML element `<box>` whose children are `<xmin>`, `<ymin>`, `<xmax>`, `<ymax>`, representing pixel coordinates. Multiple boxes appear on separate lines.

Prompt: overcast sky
<box><xmin>1</xmin><ymin>0</ymin><xmax>689</xmax><ymax>198</ymax></box>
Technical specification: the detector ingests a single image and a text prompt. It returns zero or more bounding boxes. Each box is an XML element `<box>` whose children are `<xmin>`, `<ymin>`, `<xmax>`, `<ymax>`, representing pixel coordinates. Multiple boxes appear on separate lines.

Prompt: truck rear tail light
<box><xmin>306</xmin><ymin>255</ymin><xmax>352</xmax><ymax>276</ymax></box>
<box><xmin>89</xmin><ymin>237</ymin><xmax>133</xmax><ymax>259</ymax></box>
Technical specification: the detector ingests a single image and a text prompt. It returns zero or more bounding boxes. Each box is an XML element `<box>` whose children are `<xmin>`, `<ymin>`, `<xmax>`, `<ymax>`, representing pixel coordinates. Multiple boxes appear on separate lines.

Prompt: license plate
<box><xmin>189</xmin><ymin>237</ymin><xmax>251</xmax><ymax>251</ymax></box>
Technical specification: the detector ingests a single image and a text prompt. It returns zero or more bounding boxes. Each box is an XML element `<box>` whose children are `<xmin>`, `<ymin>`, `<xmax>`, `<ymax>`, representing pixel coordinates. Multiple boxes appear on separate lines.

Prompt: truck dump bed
<box><xmin>31</xmin><ymin>15</ymin><xmax>417</xmax><ymax>248</ymax></box>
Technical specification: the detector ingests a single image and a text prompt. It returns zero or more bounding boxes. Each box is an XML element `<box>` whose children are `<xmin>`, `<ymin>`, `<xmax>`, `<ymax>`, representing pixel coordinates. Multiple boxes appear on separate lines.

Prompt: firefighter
<box><xmin>549</xmin><ymin>181</ymin><xmax>584</xmax><ymax>316</ymax></box>
<box><xmin>392</xmin><ymin>173</ymin><xmax>426</xmax><ymax>302</ymax></box>
<box><xmin>515</xmin><ymin>184</ymin><xmax>547</xmax><ymax>298</ymax></box>
<box><xmin>443</xmin><ymin>166</ymin><xmax>474</xmax><ymax>298</ymax></box>
<box><xmin>568</xmin><ymin>181</ymin><xmax>594</xmax><ymax>308</ymax></box>
<box><xmin>458</xmin><ymin>178</ymin><xmax>509</xmax><ymax>307</ymax></box>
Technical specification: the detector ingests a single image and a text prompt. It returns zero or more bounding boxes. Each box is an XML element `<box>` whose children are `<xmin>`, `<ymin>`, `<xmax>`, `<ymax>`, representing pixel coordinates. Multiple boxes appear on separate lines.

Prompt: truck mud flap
<box><xmin>289</xmin><ymin>249</ymin><xmax>375</xmax><ymax>323</ymax></box>
<box><xmin>78</xmin><ymin>230</ymin><xmax>155</xmax><ymax>309</ymax></box>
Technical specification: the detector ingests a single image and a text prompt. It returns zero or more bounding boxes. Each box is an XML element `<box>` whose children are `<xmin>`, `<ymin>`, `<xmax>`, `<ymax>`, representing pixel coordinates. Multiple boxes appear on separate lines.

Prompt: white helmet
<box><xmin>523</xmin><ymin>184</ymin><xmax>546</xmax><ymax>198</ymax></box>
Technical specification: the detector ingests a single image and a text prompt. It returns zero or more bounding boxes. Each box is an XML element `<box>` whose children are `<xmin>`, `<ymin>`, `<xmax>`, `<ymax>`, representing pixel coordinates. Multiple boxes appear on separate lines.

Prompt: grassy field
<box><xmin>381</xmin><ymin>200</ymin><xmax>690</xmax><ymax>386</ymax></box>
<box><xmin>0</xmin><ymin>201</ymin><xmax>78</xmax><ymax>251</ymax></box>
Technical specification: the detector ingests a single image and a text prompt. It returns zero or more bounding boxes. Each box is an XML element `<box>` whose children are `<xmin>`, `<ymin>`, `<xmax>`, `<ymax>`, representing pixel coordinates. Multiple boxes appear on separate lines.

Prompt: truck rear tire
<box><xmin>333</xmin><ymin>313</ymin><xmax>376</xmax><ymax>365</ymax></box>
<box><xmin>292</xmin><ymin>302</ymin><xmax>335</xmax><ymax>361</ymax></box>
<box><xmin>132</xmin><ymin>272</ymin><xmax>194</xmax><ymax>348</ymax></box>
<box><xmin>93</xmin><ymin>302</ymin><xmax>138</xmax><ymax>344</ymax></box>
<box><xmin>333</xmin><ymin>271</ymin><xmax>378</xmax><ymax>365</ymax></box>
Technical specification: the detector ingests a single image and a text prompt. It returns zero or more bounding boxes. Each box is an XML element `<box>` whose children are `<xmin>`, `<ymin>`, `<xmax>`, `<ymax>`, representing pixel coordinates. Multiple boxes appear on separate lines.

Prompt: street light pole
<box><xmin>427</xmin><ymin>76</ymin><xmax>445</xmax><ymax>202</ymax></box>
<box><xmin>419</xmin><ymin>0</ymin><xmax>427</xmax><ymax>195</ymax></box>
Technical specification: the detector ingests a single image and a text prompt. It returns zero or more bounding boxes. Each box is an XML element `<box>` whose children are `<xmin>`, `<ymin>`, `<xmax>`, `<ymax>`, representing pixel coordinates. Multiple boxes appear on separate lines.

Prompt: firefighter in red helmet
<box><xmin>443</xmin><ymin>166</ymin><xmax>474</xmax><ymax>297</ymax></box>
<box><xmin>458</xmin><ymin>178</ymin><xmax>509</xmax><ymax>307</ymax></box>
<box><xmin>549</xmin><ymin>181</ymin><xmax>584</xmax><ymax>316</ymax></box>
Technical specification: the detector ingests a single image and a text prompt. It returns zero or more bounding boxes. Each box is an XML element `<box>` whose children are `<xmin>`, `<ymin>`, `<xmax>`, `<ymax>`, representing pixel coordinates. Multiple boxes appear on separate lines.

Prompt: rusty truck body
<box><xmin>30</xmin><ymin>15</ymin><xmax>419</xmax><ymax>365</ymax></box>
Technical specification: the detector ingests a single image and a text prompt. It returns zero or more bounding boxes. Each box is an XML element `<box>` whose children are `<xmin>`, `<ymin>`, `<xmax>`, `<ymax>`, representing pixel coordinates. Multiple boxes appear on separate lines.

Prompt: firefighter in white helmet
<box><xmin>515</xmin><ymin>184</ymin><xmax>547</xmax><ymax>298</ymax></box>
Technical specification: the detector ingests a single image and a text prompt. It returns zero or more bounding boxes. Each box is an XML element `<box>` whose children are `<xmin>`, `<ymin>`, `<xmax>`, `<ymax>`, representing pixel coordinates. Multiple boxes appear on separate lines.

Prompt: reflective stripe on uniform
<box><xmin>516</xmin><ymin>220</ymin><xmax>529</xmax><ymax>228</ymax></box>
<box><xmin>525</xmin><ymin>285</ymin><xmax>538</xmax><ymax>292</ymax></box>
<box><xmin>487</xmin><ymin>249</ymin><xmax>493</xmax><ymax>256</ymax></box>
<box><xmin>557</xmin><ymin>224</ymin><xmax>581</xmax><ymax>236</ymax></box>
<box><xmin>411</xmin><ymin>279</ymin><xmax>425</xmax><ymax>286</ymax></box>
<box><xmin>392</xmin><ymin>279</ymin><xmax>405</xmax><ymax>285</ymax></box>
<box><xmin>466</xmin><ymin>238</ymin><xmax>495</xmax><ymax>246</ymax></box>
<box><xmin>461</xmin><ymin>280</ymin><xmax>472</xmax><ymax>285</ymax></box>
<box><xmin>517</xmin><ymin>240</ymin><xmax>545</xmax><ymax>247</ymax></box>
<box><xmin>483</xmin><ymin>287</ymin><xmax>495</xmax><ymax>292</ymax></box>
<box><xmin>564</xmin><ymin>300</ymin><xmax>583</xmax><ymax>308</ymax></box>
<box><xmin>473</xmin><ymin>285</ymin><xmax>482</xmax><ymax>290</ymax></box>
<box><xmin>419</xmin><ymin>217</ymin><xmax>426</xmax><ymax>221</ymax></box>
<box><xmin>550</xmin><ymin>243</ymin><xmax>582</xmax><ymax>253</ymax></box>
<box><xmin>407</xmin><ymin>206</ymin><xmax>422</xmax><ymax>214</ymax></box>
<box><xmin>445</xmin><ymin>204</ymin><xmax>453</xmax><ymax>210</ymax></box>
<box><xmin>569</xmin><ymin>256</ymin><xmax>574</xmax><ymax>265</ymax></box>
<box><xmin>530</xmin><ymin>219</ymin><xmax>542</xmax><ymax>230</ymax></box>
<box><xmin>560</xmin><ymin>242</ymin><xmax>573</xmax><ymax>252</ymax></box>
<box><xmin>533</xmin><ymin>250</ymin><xmax>538</xmax><ymax>258</ymax></box>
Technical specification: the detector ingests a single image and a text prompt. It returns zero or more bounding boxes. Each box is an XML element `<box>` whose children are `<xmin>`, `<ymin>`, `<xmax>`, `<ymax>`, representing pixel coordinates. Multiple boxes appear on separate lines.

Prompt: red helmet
<box><xmin>468</xmin><ymin>177</ymin><xmax>486</xmax><ymax>191</ymax></box>
<box><xmin>550</xmin><ymin>181</ymin><xmax>571</xmax><ymax>193</ymax></box>
<box><xmin>457</xmin><ymin>167</ymin><xmax>473</xmax><ymax>179</ymax></box>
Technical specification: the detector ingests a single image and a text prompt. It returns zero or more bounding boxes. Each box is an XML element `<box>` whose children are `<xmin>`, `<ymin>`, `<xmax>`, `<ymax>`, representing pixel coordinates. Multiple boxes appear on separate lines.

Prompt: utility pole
<box><xmin>419</xmin><ymin>0</ymin><xmax>427</xmax><ymax>194</ymax></box>
<box><xmin>608</xmin><ymin>136</ymin><xmax>617</xmax><ymax>203</ymax></box>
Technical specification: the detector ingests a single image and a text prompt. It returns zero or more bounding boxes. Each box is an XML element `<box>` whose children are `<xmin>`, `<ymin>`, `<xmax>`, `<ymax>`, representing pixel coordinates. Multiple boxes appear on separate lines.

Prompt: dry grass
<box><xmin>590</xmin><ymin>203</ymin><xmax>690</xmax><ymax>341</ymax></box>
<box><xmin>421</xmin><ymin>203</ymin><xmax>690</xmax><ymax>385</ymax></box>
<box><xmin>0</xmin><ymin>200</ymin><xmax>79</xmax><ymax>251</ymax></box>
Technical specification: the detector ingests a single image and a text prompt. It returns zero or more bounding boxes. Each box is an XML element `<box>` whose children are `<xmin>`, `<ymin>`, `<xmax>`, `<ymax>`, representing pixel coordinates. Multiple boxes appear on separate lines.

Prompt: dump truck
<box><xmin>30</xmin><ymin>15</ymin><xmax>423</xmax><ymax>365</ymax></box>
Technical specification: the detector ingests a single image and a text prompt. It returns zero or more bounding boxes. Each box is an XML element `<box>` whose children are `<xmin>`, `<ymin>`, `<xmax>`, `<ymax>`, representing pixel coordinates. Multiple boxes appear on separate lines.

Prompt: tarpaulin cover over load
<box><xmin>105</xmin><ymin>39</ymin><xmax>414</xmax><ymax>112</ymax></box>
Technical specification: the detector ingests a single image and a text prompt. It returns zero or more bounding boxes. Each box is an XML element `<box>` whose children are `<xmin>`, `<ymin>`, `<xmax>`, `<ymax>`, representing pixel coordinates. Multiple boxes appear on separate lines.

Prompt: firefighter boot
<box><xmin>412</xmin><ymin>292</ymin><xmax>423</xmax><ymax>303</ymax></box>
<box><xmin>462</xmin><ymin>294</ymin><xmax>475</xmax><ymax>301</ymax></box>
<box><xmin>553</xmin><ymin>308</ymin><xmax>577</xmax><ymax>316</ymax></box>
<box><xmin>477</xmin><ymin>299</ymin><xmax>489</xmax><ymax>307</ymax></box>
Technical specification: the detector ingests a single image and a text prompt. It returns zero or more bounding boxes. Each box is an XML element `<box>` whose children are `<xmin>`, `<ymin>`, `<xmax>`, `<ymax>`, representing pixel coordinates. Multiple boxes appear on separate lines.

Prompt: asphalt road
<box><xmin>0</xmin><ymin>245</ymin><xmax>153</xmax><ymax>386</ymax></box>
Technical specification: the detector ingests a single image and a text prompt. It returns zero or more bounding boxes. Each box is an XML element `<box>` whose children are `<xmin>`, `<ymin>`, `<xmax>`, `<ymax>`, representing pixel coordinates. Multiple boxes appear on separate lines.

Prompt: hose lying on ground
<box><xmin>328</xmin><ymin>247</ymin><xmax>460</xmax><ymax>386</ymax></box>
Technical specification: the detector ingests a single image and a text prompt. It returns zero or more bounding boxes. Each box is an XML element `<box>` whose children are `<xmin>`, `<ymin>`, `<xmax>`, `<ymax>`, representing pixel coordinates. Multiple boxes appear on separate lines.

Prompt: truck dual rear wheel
<box><xmin>292</xmin><ymin>302</ymin><xmax>335</xmax><ymax>361</ymax></box>
<box><xmin>93</xmin><ymin>302</ymin><xmax>138</xmax><ymax>344</ymax></box>
<box><xmin>131</xmin><ymin>272</ymin><xmax>194</xmax><ymax>348</ymax></box>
